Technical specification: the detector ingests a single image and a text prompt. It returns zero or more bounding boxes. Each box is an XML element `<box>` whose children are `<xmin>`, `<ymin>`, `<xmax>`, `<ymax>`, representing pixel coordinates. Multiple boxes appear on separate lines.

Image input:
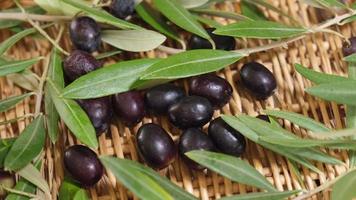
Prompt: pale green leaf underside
<box><xmin>220</xmin><ymin>190</ymin><xmax>300</xmax><ymax>200</ymax></box>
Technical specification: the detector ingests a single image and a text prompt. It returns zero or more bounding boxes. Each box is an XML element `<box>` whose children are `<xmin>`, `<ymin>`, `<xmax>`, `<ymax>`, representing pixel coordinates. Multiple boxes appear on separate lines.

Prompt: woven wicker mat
<box><xmin>0</xmin><ymin>0</ymin><xmax>353</xmax><ymax>199</ymax></box>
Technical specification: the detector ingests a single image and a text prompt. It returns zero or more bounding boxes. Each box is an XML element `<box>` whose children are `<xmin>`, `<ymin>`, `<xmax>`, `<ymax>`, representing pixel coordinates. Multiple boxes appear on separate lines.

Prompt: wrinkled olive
<box><xmin>113</xmin><ymin>91</ymin><xmax>145</xmax><ymax>126</ymax></box>
<box><xmin>189</xmin><ymin>28</ymin><xmax>236</xmax><ymax>50</ymax></box>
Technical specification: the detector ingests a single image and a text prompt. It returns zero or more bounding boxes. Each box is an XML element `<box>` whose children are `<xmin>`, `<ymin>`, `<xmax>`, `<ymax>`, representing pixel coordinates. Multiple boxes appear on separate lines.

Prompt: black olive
<box><xmin>77</xmin><ymin>97</ymin><xmax>112</xmax><ymax>136</ymax></box>
<box><xmin>179</xmin><ymin>128</ymin><xmax>216</xmax><ymax>170</ymax></box>
<box><xmin>168</xmin><ymin>96</ymin><xmax>213</xmax><ymax>129</ymax></box>
<box><xmin>113</xmin><ymin>91</ymin><xmax>145</xmax><ymax>126</ymax></box>
<box><xmin>64</xmin><ymin>145</ymin><xmax>103</xmax><ymax>187</ymax></box>
<box><xmin>0</xmin><ymin>170</ymin><xmax>15</xmax><ymax>198</ymax></box>
<box><xmin>208</xmin><ymin>117</ymin><xmax>246</xmax><ymax>157</ymax></box>
<box><xmin>240</xmin><ymin>62</ymin><xmax>277</xmax><ymax>100</ymax></box>
<box><xmin>108</xmin><ymin>0</ymin><xmax>135</xmax><ymax>19</ymax></box>
<box><xmin>63</xmin><ymin>50</ymin><xmax>103</xmax><ymax>82</ymax></box>
<box><xmin>343</xmin><ymin>37</ymin><xmax>356</xmax><ymax>56</ymax></box>
<box><xmin>136</xmin><ymin>123</ymin><xmax>177</xmax><ymax>169</ymax></box>
<box><xmin>256</xmin><ymin>114</ymin><xmax>270</xmax><ymax>122</ymax></box>
<box><xmin>69</xmin><ymin>16</ymin><xmax>101</xmax><ymax>53</ymax></box>
<box><xmin>145</xmin><ymin>83</ymin><xmax>185</xmax><ymax>114</ymax></box>
<box><xmin>189</xmin><ymin>74</ymin><xmax>232</xmax><ymax>108</ymax></box>
<box><xmin>189</xmin><ymin>28</ymin><xmax>236</xmax><ymax>50</ymax></box>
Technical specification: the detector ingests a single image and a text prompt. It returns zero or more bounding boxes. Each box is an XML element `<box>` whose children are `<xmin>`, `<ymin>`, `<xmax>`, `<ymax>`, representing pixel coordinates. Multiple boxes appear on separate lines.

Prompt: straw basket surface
<box><xmin>0</xmin><ymin>0</ymin><xmax>353</xmax><ymax>199</ymax></box>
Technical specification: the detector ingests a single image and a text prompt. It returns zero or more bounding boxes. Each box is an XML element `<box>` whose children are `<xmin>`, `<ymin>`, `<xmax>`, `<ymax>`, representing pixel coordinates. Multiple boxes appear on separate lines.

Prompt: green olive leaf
<box><xmin>100</xmin><ymin>156</ymin><xmax>174</xmax><ymax>200</ymax></box>
<box><xmin>186</xmin><ymin>151</ymin><xmax>277</xmax><ymax>192</ymax></box>
<box><xmin>191</xmin><ymin>8</ymin><xmax>252</xmax><ymax>21</ymax></box>
<box><xmin>73</xmin><ymin>189</ymin><xmax>89</xmax><ymax>200</ymax></box>
<box><xmin>59</xmin><ymin>178</ymin><xmax>83</xmax><ymax>200</ymax></box>
<box><xmin>177</xmin><ymin>0</ymin><xmax>209</xmax><ymax>8</ymax></box>
<box><xmin>0</xmin><ymin>138</ymin><xmax>16</xmax><ymax>168</ymax></box>
<box><xmin>294</xmin><ymin>64</ymin><xmax>348</xmax><ymax>84</ymax></box>
<box><xmin>45</xmin><ymin>49</ymin><xmax>63</xmax><ymax>144</ymax></box>
<box><xmin>141</xmin><ymin>50</ymin><xmax>244</xmax><ymax>80</ymax></box>
<box><xmin>312</xmin><ymin>0</ymin><xmax>347</xmax><ymax>8</ymax></box>
<box><xmin>61</xmin><ymin>58</ymin><xmax>160</xmax><ymax>99</ymax></box>
<box><xmin>135</xmin><ymin>2</ymin><xmax>185</xmax><ymax>48</ymax></box>
<box><xmin>95</xmin><ymin>50</ymin><xmax>122</xmax><ymax>60</ymax></box>
<box><xmin>264</xmin><ymin>109</ymin><xmax>331</xmax><ymax>132</ymax></box>
<box><xmin>331</xmin><ymin>169</ymin><xmax>356</xmax><ymax>200</ymax></box>
<box><xmin>344</xmin><ymin>54</ymin><xmax>356</xmax><ymax>63</ymax></box>
<box><xmin>193</xmin><ymin>14</ymin><xmax>223</xmax><ymax>28</ymax></box>
<box><xmin>61</xmin><ymin>0</ymin><xmax>142</xmax><ymax>30</ymax></box>
<box><xmin>241</xmin><ymin>0</ymin><xmax>267</xmax><ymax>21</ymax></box>
<box><xmin>102</xmin><ymin>30</ymin><xmax>166</xmax><ymax>52</ymax></box>
<box><xmin>18</xmin><ymin>163</ymin><xmax>51</xmax><ymax>198</ymax></box>
<box><xmin>6</xmin><ymin>70</ymin><xmax>39</xmax><ymax>91</ymax></box>
<box><xmin>47</xmin><ymin>79</ymin><xmax>98</xmax><ymax>148</ymax></box>
<box><xmin>0</xmin><ymin>6</ymin><xmax>45</xmax><ymax>30</ymax></box>
<box><xmin>4</xmin><ymin>115</ymin><xmax>45</xmax><ymax>171</ymax></box>
<box><xmin>214</xmin><ymin>21</ymin><xmax>307</xmax><ymax>39</ymax></box>
<box><xmin>153</xmin><ymin>0</ymin><xmax>212</xmax><ymax>43</ymax></box>
<box><xmin>0</xmin><ymin>93</ymin><xmax>33</xmax><ymax>113</ymax></box>
<box><xmin>0</xmin><ymin>57</ymin><xmax>43</xmax><ymax>77</ymax></box>
<box><xmin>0</xmin><ymin>28</ymin><xmax>37</xmax><ymax>56</ymax></box>
<box><xmin>219</xmin><ymin>190</ymin><xmax>300</xmax><ymax>200</ymax></box>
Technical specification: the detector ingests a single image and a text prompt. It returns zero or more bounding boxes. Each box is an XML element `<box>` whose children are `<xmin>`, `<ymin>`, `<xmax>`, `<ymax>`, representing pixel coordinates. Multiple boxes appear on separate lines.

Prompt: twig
<box><xmin>0</xmin><ymin>113</ymin><xmax>35</xmax><ymax>126</ymax></box>
<box><xmin>1</xmin><ymin>185</ymin><xmax>38</xmax><ymax>198</ymax></box>
<box><xmin>0</xmin><ymin>13</ymin><xmax>71</xmax><ymax>22</ymax></box>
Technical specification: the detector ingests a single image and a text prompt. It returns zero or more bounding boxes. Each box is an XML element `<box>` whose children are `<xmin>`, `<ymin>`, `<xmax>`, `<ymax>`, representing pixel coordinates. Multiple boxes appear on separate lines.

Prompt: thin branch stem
<box><xmin>0</xmin><ymin>113</ymin><xmax>34</xmax><ymax>126</ymax></box>
<box><xmin>0</xmin><ymin>13</ymin><xmax>71</xmax><ymax>22</ymax></box>
<box><xmin>1</xmin><ymin>185</ymin><xmax>38</xmax><ymax>198</ymax></box>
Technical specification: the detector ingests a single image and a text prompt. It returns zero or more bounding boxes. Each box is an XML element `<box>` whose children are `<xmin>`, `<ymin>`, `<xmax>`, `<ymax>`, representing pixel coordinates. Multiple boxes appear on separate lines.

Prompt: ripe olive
<box><xmin>189</xmin><ymin>28</ymin><xmax>236</xmax><ymax>50</ymax></box>
<box><xmin>240</xmin><ymin>62</ymin><xmax>277</xmax><ymax>100</ymax></box>
<box><xmin>69</xmin><ymin>16</ymin><xmax>101</xmax><ymax>53</ymax></box>
<box><xmin>145</xmin><ymin>83</ymin><xmax>185</xmax><ymax>114</ymax></box>
<box><xmin>208</xmin><ymin>117</ymin><xmax>246</xmax><ymax>157</ymax></box>
<box><xmin>343</xmin><ymin>37</ymin><xmax>356</xmax><ymax>56</ymax></box>
<box><xmin>168</xmin><ymin>96</ymin><xmax>213</xmax><ymax>129</ymax></box>
<box><xmin>63</xmin><ymin>50</ymin><xmax>103</xmax><ymax>82</ymax></box>
<box><xmin>189</xmin><ymin>74</ymin><xmax>232</xmax><ymax>108</ymax></box>
<box><xmin>179</xmin><ymin>128</ymin><xmax>216</xmax><ymax>170</ymax></box>
<box><xmin>0</xmin><ymin>170</ymin><xmax>15</xmax><ymax>198</ymax></box>
<box><xmin>108</xmin><ymin>0</ymin><xmax>135</xmax><ymax>19</ymax></box>
<box><xmin>64</xmin><ymin>145</ymin><xmax>103</xmax><ymax>187</ymax></box>
<box><xmin>113</xmin><ymin>91</ymin><xmax>145</xmax><ymax>126</ymax></box>
<box><xmin>256</xmin><ymin>114</ymin><xmax>270</xmax><ymax>122</ymax></box>
<box><xmin>136</xmin><ymin>123</ymin><xmax>177</xmax><ymax>169</ymax></box>
<box><xmin>77</xmin><ymin>97</ymin><xmax>112</xmax><ymax>136</ymax></box>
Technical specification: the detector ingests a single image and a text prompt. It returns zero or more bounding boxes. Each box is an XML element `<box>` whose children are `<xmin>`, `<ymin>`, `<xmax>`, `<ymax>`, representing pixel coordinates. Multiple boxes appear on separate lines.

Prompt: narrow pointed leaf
<box><xmin>135</xmin><ymin>2</ymin><xmax>184</xmax><ymax>46</ymax></box>
<box><xmin>241</xmin><ymin>0</ymin><xmax>267</xmax><ymax>21</ymax></box>
<box><xmin>264</xmin><ymin>109</ymin><xmax>330</xmax><ymax>132</ymax></box>
<box><xmin>344</xmin><ymin>54</ymin><xmax>356</xmax><ymax>63</ymax></box>
<box><xmin>102</xmin><ymin>30</ymin><xmax>166</xmax><ymax>52</ymax></box>
<box><xmin>47</xmin><ymin>79</ymin><xmax>98</xmax><ymax>148</ymax></box>
<box><xmin>214</xmin><ymin>21</ymin><xmax>307</xmax><ymax>39</ymax></box>
<box><xmin>141</xmin><ymin>50</ymin><xmax>244</xmax><ymax>80</ymax></box>
<box><xmin>220</xmin><ymin>190</ymin><xmax>300</xmax><ymax>200</ymax></box>
<box><xmin>95</xmin><ymin>50</ymin><xmax>122</xmax><ymax>60</ymax></box>
<box><xmin>153</xmin><ymin>0</ymin><xmax>211</xmax><ymax>41</ymax></box>
<box><xmin>191</xmin><ymin>8</ymin><xmax>252</xmax><ymax>21</ymax></box>
<box><xmin>0</xmin><ymin>57</ymin><xmax>43</xmax><ymax>77</ymax></box>
<box><xmin>313</xmin><ymin>0</ymin><xmax>347</xmax><ymax>8</ymax></box>
<box><xmin>0</xmin><ymin>93</ymin><xmax>33</xmax><ymax>113</ymax></box>
<box><xmin>0</xmin><ymin>138</ymin><xmax>16</xmax><ymax>168</ymax></box>
<box><xmin>331</xmin><ymin>170</ymin><xmax>356</xmax><ymax>200</ymax></box>
<box><xmin>186</xmin><ymin>151</ymin><xmax>277</xmax><ymax>192</ymax></box>
<box><xmin>100</xmin><ymin>156</ymin><xmax>173</xmax><ymax>200</ymax></box>
<box><xmin>0</xmin><ymin>6</ymin><xmax>45</xmax><ymax>29</ymax></box>
<box><xmin>73</xmin><ymin>190</ymin><xmax>89</xmax><ymax>200</ymax></box>
<box><xmin>7</xmin><ymin>71</ymin><xmax>39</xmax><ymax>91</ymax></box>
<box><xmin>61</xmin><ymin>58</ymin><xmax>160</xmax><ymax>99</ymax></box>
<box><xmin>295</xmin><ymin>64</ymin><xmax>348</xmax><ymax>84</ymax></box>
<box><xmin>308</xmin><ymin>128</ymin><xmax>356</xmax><ymax>139</ymax></box>
<box><xmin>18</xmin><ymin>163</ymin><xmax>51</xmax><ymax>198</ymax></box>
<box><xmin>59</xmin><ymin>179</ymin><xmax>82</xmax><ymax>200</ymax></box>
<box><xmin>4</xmin><ymin>115</ymin><xmax>45</xmax><ymax>170</ymax></box>
<box><xmin>193</xmin><ymin>15</ymin><xmax>223</xmax><ymax>28</ymax></box>
<box><xmin>177</xmin><ymin>0</ymin><xmax>209</xmax><ymax>8</ymax></box>
<box><xmin>0</xmin><ymin>28</ymin><xmax>37</xmax><ymax>56</ymax></box>
<box><xmin>306</xmin><ymin>81</ymin><xmax>356</xmax><ymax>106</ymax></box>
<box><xmin>61</xmin><ymin>0</ymin><xmax>141</xmax><ymax>30</ymax></box>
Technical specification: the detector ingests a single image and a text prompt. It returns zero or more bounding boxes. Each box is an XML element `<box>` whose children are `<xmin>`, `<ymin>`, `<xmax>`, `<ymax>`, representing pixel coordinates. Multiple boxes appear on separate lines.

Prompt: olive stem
<box><xmin>1</xmin><ymin>185</ymin><xmax>38</xmax><ymax>198</ymax></box>
<box><xmin>0</xmin><ymin>13</ymin><xmax>72</xmax><ymax>22</ymax></box>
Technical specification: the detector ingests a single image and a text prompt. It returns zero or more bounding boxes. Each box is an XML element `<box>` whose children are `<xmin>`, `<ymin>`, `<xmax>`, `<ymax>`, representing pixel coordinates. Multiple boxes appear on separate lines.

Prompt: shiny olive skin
<box><xmin>145</xmin><ymin>83</ymin><xmax>185</xmax><ymax>114</ymax></box>
<box><xmin>256</xmin><ymin>114</ymin><xmax>270</xmax><ymax>122</ymax></box>
<box><xmin>179</xmin><ymin>128</ymin><xmax>216</xmax><ymax>170</ymax></box>
<box><xmin>189</xmin><ymin>74</ymin><xmax>232</xmax><ymax>108</ymax></box>
<box><xmin>240</xmin><ymin>62</ymin><xmax>277</xmax><ymax>100</ymax></box>
<box><xmin>113</xmin><ymin>91</ymin><xmax>145</xmax><ymax>126</ymax></box>
<box><xmin>168</xmin><ymin>96</ymin><xmax>213</xmax><ymax>129</ymax></box>
<box><xmin>77</xmin><ymin>97</ymin><xmax>112</xmax><ymax>136</ymax></box>
<box><xmin>64</xmin><ymin>145</ymin><xmax>103</xmax><ymax>187</ymax></box>
<box><xmin>189</xmin><ymin>28</ymin><xmax>236</xmax><ymax>50</ymax></box>
<box><xmin>0</xmin><ymin>170</ymin><xmax>15</xmax><ymax>198</ymax></box>
<box><xmin>136</xmin><ymin>123</ymin><xmax>177</xmax><ymax>169</ymax></box>
<box><xmin>63</xmin><ymin>50</ymin><xmax>103</xmax><ymax>82</ymax></box>
<box><xmin>208</xmin><ymin>117</ymin><xmax>246</xmax><ymax>157</ymax></box>
<box><xmin>69</xmin><ymin>16</ymin><xmax>101</xmax><ymax>52</ymax></box>
<box><xmin>109</xmin><ymin>0</ymin><xmax>135</xmax><ymax>19</ymax></box>
<box><xmin>343</xmin><ymin>37</ymin><xmax>356</xmax><ymax>56</ymax></box>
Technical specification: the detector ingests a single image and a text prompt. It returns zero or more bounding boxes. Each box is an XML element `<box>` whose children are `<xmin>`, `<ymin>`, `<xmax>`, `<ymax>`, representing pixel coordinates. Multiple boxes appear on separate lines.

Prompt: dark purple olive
<box><xmin>179</xmin><ymin>128</ymin><xmax>215</xmax><ymax>170</ymax></box>
<box><xmin>240</xmin><ymin>62</ymin><xmax>277</xmax><ymax>100</ymax></box>
<box><xmin>136</xmin><ymin>123</ymin><xmax>177</xmax><ymax>169</ymax></box>
<box><xmin>69</xmin><ymin>16</ymin><xmax>101</xmax><ymax>52</ymax></box>
<box><xmin>63</xmin><ymin>50</ymin><xmax>103</xmax><ymax>82</ymax></box>
<box><xmin>145</xmin><ymin>83</ymin><xmax>185</xmax><ymax>114</ymax></box>
<box><xmin>64</xmin><ymin>145</ymin><xmax>103</xmax><ymax>187</ymax></box>
<box><xmin>189</xmin><ymin>74</ymin><xmax>232</xmax><ymax>108</ymax></box>
<box><xmin>256</xmin><ymin>114</ymin><xmax>270</xmax><ymax>122</ymax></box>
<box><xmin>0</xmin><ymin>170</ymin><xmax>15</xmax><ymax>198</ymax></box>
<box><xmin>208</xmin><ymin>117</ymin><xmax>246</xmax><ymax>157</ymax></box>
<box><xmin>108</xmin><ymin>0</ymin><xmax>135</xmax><ymax>19</ymax></box>
<box><xmin>189</xmin><ymin>28</ymin><xmax>236</xmax><ymax>50</ymax></box>
<box><xmin>113</xmin><ymin>91</ymin><xmax>145</xmax><ymax>126</ymax></box>
<box><xmin>343</xmin><ymin>37</ymin><xmax>356</xmax><ymax>56</ymax></box>
<box><xmin>168</xmin><ymin>96</ymin><xmax>213</xmax><ymax>129</ymax></box>
<box><xmin>77</xmin><ymin>97</ymin><xmax>112</xmax><ymax>136</ymax></box>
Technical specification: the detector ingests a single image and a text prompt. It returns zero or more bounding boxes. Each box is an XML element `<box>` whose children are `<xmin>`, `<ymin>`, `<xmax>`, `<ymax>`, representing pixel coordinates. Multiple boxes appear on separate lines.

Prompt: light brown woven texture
<box><xmin>0</xmin><ymin>0</ymin><xmax>354</xmax><ymax>199</ymax></box>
